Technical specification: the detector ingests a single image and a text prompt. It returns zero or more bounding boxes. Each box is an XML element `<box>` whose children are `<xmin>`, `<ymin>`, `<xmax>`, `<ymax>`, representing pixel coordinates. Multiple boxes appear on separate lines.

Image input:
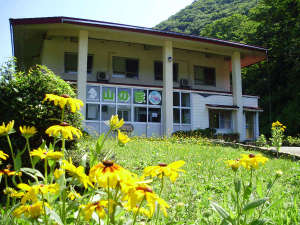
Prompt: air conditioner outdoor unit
<box><xmin>96</xmin><ymin>72</ymin><xmax>107</xmax><ymax>82</ymax></box>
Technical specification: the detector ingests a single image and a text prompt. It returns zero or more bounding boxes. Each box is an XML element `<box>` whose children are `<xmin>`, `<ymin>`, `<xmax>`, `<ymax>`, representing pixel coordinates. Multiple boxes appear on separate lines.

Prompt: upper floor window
<box><xmin>194</xmin><ymin>65</ymin><xmax>216</xmax><ymax>86</ymax></box>
<box><xmin>209</xmin><ymin>110</ymin><xmax>232</xmax><ymax>129</ymax></box>
<box><xmin>154</xmin><ymin>61</ymin><xmax>178</xmax><ymax>82</ymax></box>
<box><xmin>64</xmin><ymin>52</ymin><xmax>93</xmax><ymax>74</ymax></box>
<box><xmin>112</xmin><ymin>56</ymin><xmax>139</xmax><ymax>79</ymax></box>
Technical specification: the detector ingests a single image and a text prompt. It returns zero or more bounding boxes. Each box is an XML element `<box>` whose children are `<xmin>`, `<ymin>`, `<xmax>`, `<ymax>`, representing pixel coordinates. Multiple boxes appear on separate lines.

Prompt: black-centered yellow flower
<box><xmin>45</xmin><ymin>122</ymin><xmax>82</xmax><ymax>140</ymax></box>
<box><xmin>30</xmin><ymin>148</ymin><xmax>63</xmax><ymax>160</ymax></box>
<box><xmin>13</xmin><ymin>201</ymin><xmax>45</xmax><ymax>219</ymax></box>
<box><xmin>0</xmin><ymin>165</ymin><xmax>22</xmax><ymax>177</ymax></box>
<box><xmin>80</xmin><ymin>200</ymin><xmax>114</xmax><ymax>221</ymax></box>
<box><xmin>89</xmin><ymin>160</ymin><xmax>131</xmax><ymax>188</ymax></box>
<box><xmin>143</xmin><ymin>160</ymin><xmax>185</xmax><ymax>182</ymax></box>
<box><xmin>239</xmin><ymin>154</ymin><xmax>268</xmax><ymax>170</ymax></box>
<box><xmin>43</xmin><ymin>94</ymin><xmax>83</xmax><ymax>112</ymax></box>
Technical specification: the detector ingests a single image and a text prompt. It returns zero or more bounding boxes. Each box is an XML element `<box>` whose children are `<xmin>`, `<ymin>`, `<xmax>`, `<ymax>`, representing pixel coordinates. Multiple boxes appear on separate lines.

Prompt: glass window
<box><xmin>102</xmin><ymin>87</ymin><xmax>116</xmax><ymax>103</ymax></box>
<box><xmin>173</xmin><ymin>108</ymin><xmax>180</xmax><ymax>123</ymax></box>
<box><xmin>134</xmin><ymin>107</ymin><xmax>147</xmax><ymax>122</ymax></box>
<box><xmin>194</xmin><ymin>66</ymin><xmax>216</xmax><ymax>86</ymax></box>
<box><xmin>112</xmin><ymin>56</ymin><xmax>139</xmax><ymax>79</ymax></box>
<box><xmin>209</xmin><ymin>110</ymin><xmax>232</xmax><ymax>129</ymax></box>
<box><xmin>117</xmin><ymin>105</ymin><xmax>131</xmax><ymax>121</ymax></box>
<box><xmin>148</xmin><ymin>90</ymin><xmax>162</xmax><ymax>105</ymax></box>
<box><xmin>173</xmin><ymin>92</ymin><xmax>180</xmax><ymax>106</ymax></box>
<box><xmin>64</xmin><ymin>53</ymin><xmax>93</xmax><ymax>73</ymax></box>
<box><xmin>117</xmin><ymin>88</ymin><xmax>131</xmax><ymax>103</ymax></box>
<box><xmin>181</xmin><ymin>93</ymin><xmax>190</xmax><ymax>107</ymax></box>
<box><xmin>87</xmin><ymin>86</ymin><xmax>100</xmax><ymax>102</ymax></box>
<box><xmin>154</xmin><ymin>61</ymin><xmax>179</xmax><ymax>82</ymax></box>
<box><xmin>148</xmin><ymin>108</ymin><xmax>161</xmax><ymax>123</ymax></box>
<box><xmin>86</xmin><ymin>104</ymin><xmax>99</xmax><ymax>120</ymax></box>
<box><xmin>133</xmin><ymin>89</ymin><xmax>147</xmax><ymax>104</ymax></box>
<box><xmin>182</xmin><ymin>109</ymin><xmax>191</xmax><ymax>124</ymax></box>
<box><xmin>101</xmin><ymin>104</ymin><xmax>116</xmax><ymax>121</ymax></box>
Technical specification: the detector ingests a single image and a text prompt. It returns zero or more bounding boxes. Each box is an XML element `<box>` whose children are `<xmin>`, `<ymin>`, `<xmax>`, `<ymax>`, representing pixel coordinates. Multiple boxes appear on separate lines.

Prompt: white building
<box><xmin>10</xmin><ymin>17</ymin><xmax>266</xmax><ymax>141</ymax></box>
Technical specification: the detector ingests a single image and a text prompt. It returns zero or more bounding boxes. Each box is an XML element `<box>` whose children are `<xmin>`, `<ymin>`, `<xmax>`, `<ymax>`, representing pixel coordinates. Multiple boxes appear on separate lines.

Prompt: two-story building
<box><xmin>9</xmin><ymin>17</ymin><xmax>266</xmax><ymax>141</ymax></box>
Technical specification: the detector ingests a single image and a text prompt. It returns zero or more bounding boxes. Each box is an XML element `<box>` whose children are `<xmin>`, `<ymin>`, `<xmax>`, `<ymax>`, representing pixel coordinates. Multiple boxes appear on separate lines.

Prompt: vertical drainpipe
<box><xmin>9</xmin><ymin>22</ymin><xmax>15</xmax><ymax>58</ymax></box>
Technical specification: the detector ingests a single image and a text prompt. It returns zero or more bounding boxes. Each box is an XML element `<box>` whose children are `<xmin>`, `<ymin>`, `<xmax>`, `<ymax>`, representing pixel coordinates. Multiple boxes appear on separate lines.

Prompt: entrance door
<box><xmin>245</xmin><ymin>112</ymin><xmax>255</xmax><ymax>140</ymax></box>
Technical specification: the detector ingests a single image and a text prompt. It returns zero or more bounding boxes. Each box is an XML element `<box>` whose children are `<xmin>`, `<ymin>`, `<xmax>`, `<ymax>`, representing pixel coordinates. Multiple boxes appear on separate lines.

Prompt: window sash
<box><xmin>113</xmin><ymin>56</ymin><xmax>139</xmax><ymax>79</ymax></box>
<box><xmin>64</xmin><ymin>52</ymin><xmax>93</xmax><ymax>73</ymax></box>
<box><xmin>194</xmin><ymin>65</ymin><xmax>216</xmax><ymax>86</ymax></box>
<box><xmin>154</xmin><ymin>61</ymin><xmax>178</xmax><ymax>82</ymax></box>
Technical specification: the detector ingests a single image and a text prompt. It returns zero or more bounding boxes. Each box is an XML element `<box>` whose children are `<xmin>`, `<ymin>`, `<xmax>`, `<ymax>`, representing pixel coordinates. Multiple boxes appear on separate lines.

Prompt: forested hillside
<box><xmin>156</xmin><ymin>0</ymin><xmax>300</xmax><ymax>136</ymax></box>
<box><xmin>156</xmin><ymin>0</ymin><xmax>258</xmax><ymax>36</ymax></box>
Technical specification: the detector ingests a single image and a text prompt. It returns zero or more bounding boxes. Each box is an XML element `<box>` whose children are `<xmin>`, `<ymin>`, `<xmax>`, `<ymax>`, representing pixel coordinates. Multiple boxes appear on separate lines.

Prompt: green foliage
<box><xmin>256</xmin><ymin>134</ymin><xmax>267</xmax><ymax>147</ymax></box>
<box><xmin>172</xmin><ymin>128</ymin><xmax>216</xmax><ymax>138</ymax></box>
<box><xmin>0</xmin><ymin>62</ymin><xmax>82</xmax><ymax>153</ymax></box>
<box><xmin>284</xmin><ymin>136</ymin><xmax>300</xmax><ymax>147</ymax></box>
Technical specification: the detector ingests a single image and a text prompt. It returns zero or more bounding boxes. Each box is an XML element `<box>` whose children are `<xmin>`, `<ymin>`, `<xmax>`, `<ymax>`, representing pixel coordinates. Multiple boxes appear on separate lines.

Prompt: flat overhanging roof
<box><xmin>9</xmin><ymin>16</ymin><xmax>267</xmax><ymax>68</ymax></box>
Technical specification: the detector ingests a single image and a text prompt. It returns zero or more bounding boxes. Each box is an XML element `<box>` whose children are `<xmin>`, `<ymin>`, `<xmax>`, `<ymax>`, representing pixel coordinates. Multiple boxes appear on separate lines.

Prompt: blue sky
<box><xmin>0</xmin><ymin>0</ymin><xmax>194</xmax><ymax>65</ymax></box>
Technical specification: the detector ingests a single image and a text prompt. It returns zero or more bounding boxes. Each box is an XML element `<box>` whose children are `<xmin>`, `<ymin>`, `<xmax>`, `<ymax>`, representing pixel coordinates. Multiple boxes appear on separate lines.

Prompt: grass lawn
<box><xmin>75</xmin><ymin>137</ymin><xmax>300</xmax><ymax>224</ymax></box>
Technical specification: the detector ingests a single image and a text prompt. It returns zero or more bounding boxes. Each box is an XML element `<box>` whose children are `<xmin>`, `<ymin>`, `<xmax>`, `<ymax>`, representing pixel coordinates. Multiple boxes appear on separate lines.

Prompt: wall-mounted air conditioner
<box><xmin>96</xmin><ymin>72</ymin><xmax>108</xmax><ymax>82</ymax></box>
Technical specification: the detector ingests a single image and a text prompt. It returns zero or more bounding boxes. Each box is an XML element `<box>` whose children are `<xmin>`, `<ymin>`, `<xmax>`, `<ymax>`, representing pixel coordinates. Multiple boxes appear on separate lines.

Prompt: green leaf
<box><xmin>210</xmin><ymin>202</ymin><xmax>232</xmax><ymax>222</ymax></box>
<box><xmin>220</xmin><ymin>219</ymin><xmax>230</xmax><ymax>225</ymax></box>
<box><xmin>15</xmin><ymin>151</ymin><xmax>23</xmax><ymax>170</ymax></box>
<box><xmin>96</xmin><ymin>133</ymin><xmax>105</xmax><ymax>154</ymax></box>
<box><xmin>242</xmin><ymin>198</ymin><xmax>268</xmax><ymax>212</ymax></box>
<box><xmin>256</xmin><ymin>179</ymin><xmax>263</xmax><ymax>198</ymax></box>
<box><xmin>243</xmin><ymin>184</ymin><xmax>252</xmax><ymax>201</ymax></box>
<box><xmin>46</xmin><ymin>207</ymin><xmax>63</xmax><ymax>225</ymax></box>
<box><xmin>21</xmin><ymin>167</ymin><xmax>45</xmax><ymax>180</ymax></box>
<box><xmin>234</xmin><ymin>178</ymin><xmax>241</xmax><ymax>194</ymax></box>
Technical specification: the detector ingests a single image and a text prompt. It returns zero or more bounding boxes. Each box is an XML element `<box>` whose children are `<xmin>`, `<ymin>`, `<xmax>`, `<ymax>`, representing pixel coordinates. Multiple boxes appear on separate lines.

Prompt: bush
<box><xmin>214</xmin><ymin>133</ymin><xmax>240</xmax><ymax>142</ymax></box>
<box><xmin>284</xmin><ymin>135</ymin><xmax>300</xmax><ymax>147</ymax></box>
<box><xmin>172</xmin><ymin>128</ymin><xmax>216</xmax><ymax>138</ymax></box>
<box><xmin>0</xmin><ymin>62</ymin><xmax>82</xmax><ymax>153</ymax></box>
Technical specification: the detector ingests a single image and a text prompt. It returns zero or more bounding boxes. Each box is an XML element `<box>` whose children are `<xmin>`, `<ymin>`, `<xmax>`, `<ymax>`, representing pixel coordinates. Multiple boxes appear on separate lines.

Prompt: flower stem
<box><xmin>132</xmin><ymin>196</ymin><xmax>145</xmax><ymax>225</ymax></box>
<box><xmin>156</xmin><ymin>175</ymin><xmax>165</xmax><ymax>225</ymax></box>
<box><xmin>26</xmin><ymin>137</ymin><xmax>34</xmax><ymax>168</ymax></box>
<box><xmin>44</xmin><ymin>159</ymin><xmax>48</xmax><ymax>184</ymax></box>
<box><xmin>6</xmin><ymin>135</ymin><xmax>16</xmax><ymax>169</ymax></box>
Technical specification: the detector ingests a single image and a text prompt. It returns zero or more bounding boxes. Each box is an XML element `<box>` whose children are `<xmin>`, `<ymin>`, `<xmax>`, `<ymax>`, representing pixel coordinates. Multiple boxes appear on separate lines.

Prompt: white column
<box><xmin>162</xmin><ymin>40</ymin><xmax>173</xmax><ymax>137</ymax></box>
<box><xmin>77</xmin><ymin>30</ymin><xmax>88</xmax><ymax>118</ymax></box>
<box><xmin>231</xmin><ymin>51</ymin><xmax>244</xmax><ymax>141</ymax></box>
<box><xmin>255</xmin><ymin>112</ymin><xmax>260</xmax><ymax>139</ymax></box>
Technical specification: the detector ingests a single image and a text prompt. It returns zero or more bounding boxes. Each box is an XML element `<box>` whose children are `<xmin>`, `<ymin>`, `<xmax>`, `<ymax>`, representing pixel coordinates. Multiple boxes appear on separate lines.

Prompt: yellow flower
<box><xmin>17</xmin><ymin>183</ymin><xmax>59</xmax><ymax>204</ymax></box>
<box><xmin>43</xmin><ymin>94</ymin><xmax>83</xmax><ymax>112</ymax></box>
<box><xmin>13</xmin><ymin>201</ymin><xmax>44</xmax><ymax>219</ymax></box>
<box><xmin>80</xmin><ymin>200</ymin><xmax>112</xmax><ymax>221</ymax></box>
<box><xmin>0</xmin><ymin>150</ymin><xmax>9</xmax><ymax>160</ymax></box>
<box><xmin>272</xmin><ymin>121</ymin><xmax>286</xmax><ymax>131</ymax></box>
<box><xmin>19</xmin><ymin>126</ymin><xmax>37</xmax><ymax>138</ymax></box>
<box><xmin>89</xmin><ymin>160</ymin><xmax>131</xmax><ymax>188</ymax></box>
<box><xmin>3</xmin><ymin>187</ymin><xmax>25</xmax><ymax>198</ymax></box>
<box><xmin>54</xmin><ymin>168</ymin><xmax>64</xmax><ymax>179</ymax></box>
<box><xmin>62</xmin><ymin>158</ymin><xmax>93</xmax><ymax>188</ymax></box>
<box><xmin>225</xmin><ymin>159</ymin><xmax>240</xmax><ymax>172</ymax></box>
<box><xmin>45</xmin><ymin>122</ymin><xmax>82</xmax><ymax>140</ymax></box>
<box><xmin>118</xmin><ymin>130</ymin><xmax>130</xmax><ymax>145</ymax></box>
<box><xmin>68</xmin><ymin>191</ymin><xmax>82</xmax><ymax>200</ymax></box>
<box><xmin>239</xmin><ymin>154</ymin><xmax>268</xmax><ymax>170</ymax></box>
<box><xmin>109</xmin><ymin>115</ymin><xmax>124</xmax><ymax>130</ymax></box>
<box><xmin>30</xmin><ymin>148</ymin><xmax>63</xmax><ymax>160</ymax></box>
<box><xmin>143</xmin><ymin>160</ymin><xmax>185</xmax><ymax>182</ymax></box>
<box><xmin>0</xmin><ymin>120</ymin><xmax>14</xmax><ymax>136</ymax></box>
<box><xmin>125</xmin><ymin>185</ymin><xmax>169</xmax><ymax>217</ymax></box>
<box><xmin>0</xmin><ymin>165</ymin><xmax>22</xmax><ymax>177</ymax></box>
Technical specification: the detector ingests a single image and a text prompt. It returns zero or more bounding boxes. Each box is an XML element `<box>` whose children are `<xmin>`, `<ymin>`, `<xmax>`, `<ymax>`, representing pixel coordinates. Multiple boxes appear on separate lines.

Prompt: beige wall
<box><xmin>41</xmin><ymin>36</ymin><xmax>231</xmax><ymax>92</ymax></box>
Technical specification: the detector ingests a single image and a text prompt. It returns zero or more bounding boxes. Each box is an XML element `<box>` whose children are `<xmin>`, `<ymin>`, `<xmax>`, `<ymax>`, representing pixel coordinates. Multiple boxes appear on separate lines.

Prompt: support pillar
<box><xmin>232</xmin><ymin>51</ymin><xmax>244</xmax><ymax>141</ymax></box>
<box><xmin>77</xmin><ymin>30</ymin><xmax>88</xmax><ymax>118</ymax></box>
<box><xmin>162</xmin><ymin>40</ymin><xmax>173</xmax><ymax>137</ymax></box>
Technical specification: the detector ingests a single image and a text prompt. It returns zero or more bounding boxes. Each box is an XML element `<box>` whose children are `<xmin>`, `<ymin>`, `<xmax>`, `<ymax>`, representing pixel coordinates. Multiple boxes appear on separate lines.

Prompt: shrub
<box><xmin>0</xmin><ymin>62</ymin><xmax>82</xmax><ymax>154</ymax></box>
<box><xmin>172</xmin><ymin>128</ymin><xmax>216</xmax><ymax>138</ymax></box>
<box><xmin>284</xmin><ymin>135</ymin><xmax>300</xmax><ymax>147</ymax></box>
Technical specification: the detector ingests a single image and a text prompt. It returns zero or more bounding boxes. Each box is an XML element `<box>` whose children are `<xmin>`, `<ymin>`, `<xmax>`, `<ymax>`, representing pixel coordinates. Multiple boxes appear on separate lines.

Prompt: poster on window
<box><xmin>134</xmin><ymin>89</ymin><xmax>147</xmax><ymax>104</ymax></box>
<box><xmin>117</xmin><ymin>88</ymin><xmax>131</xmax><ymax>103</ymax></box>
<box><xmin>87</xmin><ymin>86</ymin><xmax>100</xmax><ymax>102</ymax></box>
<box><xmin>102</xmin><ymin>87</ymin><xmax>116</xmax><ymax>102</ymax></box>
<box><xmin>148</xmin><ymin>90</ymin><xmax>162</xmax><ymax>105</ymax></box>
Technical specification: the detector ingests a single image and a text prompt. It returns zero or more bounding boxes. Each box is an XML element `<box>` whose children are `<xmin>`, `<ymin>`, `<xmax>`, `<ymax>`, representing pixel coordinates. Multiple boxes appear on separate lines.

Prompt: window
<box><xmin>194</xmin><ymin>66</ymin><xmax>216</xmax><ymax>86</ymax></box>
<box><xmin>112</xmin><ymin>56</ymin><xmax>139</xmax><ymax>79</ymax></box>
<box><xmin>209</xmin><ymin>110</ymin><xmax>232</xmax><ymax>129</ymax></box>
<box><xmin>117</xmin><ymin>105</ymin><xmax>131</xmax><ymax>121</ymax></box>
<box><xmin>134</xmin><ymin>107</ymin><xmax>147</xmax><ymax>122</ymax></box>
<box><xmin>173</xmin><ymin>92</ymin><xmax>191</xmax><ymax>124</ymax></box>
<box><xmin>64</xmin><ymin>52</ymin><xmax>93</xmax><ymax>73</ymax></box>
<box><xmin>154</xmin><ymin>61</ymin><xmax>179</xmax><ymax>82</ymax></box>
<box><xmin>148</xmin><ymin>108</ymin><xmax>161</xmax><ymax>123</ymax></box>
<box><xmin>86</xmin><ymin>104</ymin><xmax>99</xmax><ymax>120</ymax></box>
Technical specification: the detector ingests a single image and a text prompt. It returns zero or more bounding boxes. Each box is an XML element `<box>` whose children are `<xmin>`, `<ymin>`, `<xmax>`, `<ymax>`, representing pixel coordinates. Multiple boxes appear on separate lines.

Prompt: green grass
<box><xmin>79</xmin><ymin>137</ymin><xmax>300</xmax><ymax>225</ymax></box>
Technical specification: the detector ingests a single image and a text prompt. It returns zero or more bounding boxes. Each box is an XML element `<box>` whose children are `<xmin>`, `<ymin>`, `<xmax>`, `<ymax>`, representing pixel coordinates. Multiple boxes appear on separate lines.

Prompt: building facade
<box><xmin>10</xmin><ymin>17</ymin><xmax>266</xmax><ymax>140</ymax></box>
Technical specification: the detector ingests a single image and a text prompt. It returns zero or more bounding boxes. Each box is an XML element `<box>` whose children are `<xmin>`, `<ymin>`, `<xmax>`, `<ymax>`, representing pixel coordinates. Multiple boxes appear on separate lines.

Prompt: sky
<box><xmin>0</xmin><ymin>0</ymin><xmax>194</xmax><ymax>65</ymax></box>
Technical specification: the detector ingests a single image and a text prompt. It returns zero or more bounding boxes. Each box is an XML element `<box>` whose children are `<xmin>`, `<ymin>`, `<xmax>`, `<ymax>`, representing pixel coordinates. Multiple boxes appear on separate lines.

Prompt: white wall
<box><xmin>41</xmin><ymin>37</ymin><xmax>231</xmax><ymax>92</ymax></box>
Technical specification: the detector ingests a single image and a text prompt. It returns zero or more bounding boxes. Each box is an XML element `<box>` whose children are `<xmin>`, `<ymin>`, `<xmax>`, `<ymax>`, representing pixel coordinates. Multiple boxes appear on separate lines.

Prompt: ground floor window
<box><xmin>173</xmin><ymin>92</ymin><xmax>191</xmax><ymax>125</ymax></box>
<box><xmin>209</xmin><ymin>110</ymin><xmax>232</xmax><ymax>129</ymax></box>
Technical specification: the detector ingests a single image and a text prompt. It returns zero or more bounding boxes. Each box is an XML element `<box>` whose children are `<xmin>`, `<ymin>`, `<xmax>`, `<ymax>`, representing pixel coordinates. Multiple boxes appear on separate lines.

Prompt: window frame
<box><xmin>173</xmin><ymin>91</ymin><xmax>191</xmax><ymax>126</ymax></box>
<box><xmin>209</xmin><ymin>109</ymin><xmax>232</xmax><ymax>129</ymax></box>
<box><xmin>193</xmin><ymin>65</ymin><xmax>216</xmax><ymax>86</ymax></box>
<box><xmin>112</xmin><ymin>56</ymin><xmax>139</xmax><ymax>79</ymax></box>
<box><xmin>64</xmin><ymin>52</ymin><xmax>93</xmax><ymax>74</ymax></box>
<box><xmin>154</xmin><ymin>61</ymin><xmax>179</xmax><ymax>82</ymax></box>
